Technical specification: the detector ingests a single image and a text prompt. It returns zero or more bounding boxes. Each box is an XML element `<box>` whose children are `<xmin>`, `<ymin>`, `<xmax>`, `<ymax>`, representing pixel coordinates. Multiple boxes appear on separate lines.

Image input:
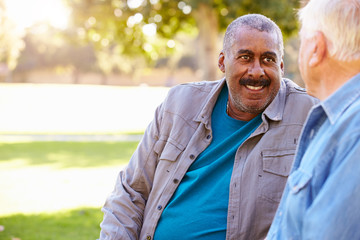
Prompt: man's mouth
<box><xmin>240</xmin><ymin>78</ymin><xmax>270</xmax><ymax>91</ymax></box>
<box><xmin>246</xmin><ymin>85</ymin><xmax>264</xmax><ymax>91</ymax></box>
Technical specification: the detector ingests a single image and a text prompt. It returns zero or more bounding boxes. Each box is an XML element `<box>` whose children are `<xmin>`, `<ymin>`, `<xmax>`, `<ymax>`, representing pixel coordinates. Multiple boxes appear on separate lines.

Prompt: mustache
<box><xmin>239</xmin><ymin>78</ymin><xmax>270</xmax><ymax>87</ymax></box>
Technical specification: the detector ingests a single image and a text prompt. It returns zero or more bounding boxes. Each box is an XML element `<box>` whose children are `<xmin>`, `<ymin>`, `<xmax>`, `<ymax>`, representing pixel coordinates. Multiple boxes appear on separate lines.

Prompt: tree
<box><xmin>14</xmin><ymin>24</ymin><xmax>99</xmax><ymax>83</ymax></box>
<box><xmin>0</xmin><ymin>0</ymin><xmax>25</xmax><ymax>81</ymax></box>
<box><xmin>66</xmin><ymin>0</ymin><xmax>300</xmax><ymax>81</ymax></box>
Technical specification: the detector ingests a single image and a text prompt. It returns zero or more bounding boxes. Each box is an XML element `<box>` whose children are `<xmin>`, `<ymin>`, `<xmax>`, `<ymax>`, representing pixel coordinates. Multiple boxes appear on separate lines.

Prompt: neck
<box><xmin>315</xmin><ymin>59</ymin><xmax>360</xmax><ymax>100</ymax></box>
<box><xmin>226</xmin><ymin>100</ymin><xmax>258</xmax><ymax>121</ymax></box>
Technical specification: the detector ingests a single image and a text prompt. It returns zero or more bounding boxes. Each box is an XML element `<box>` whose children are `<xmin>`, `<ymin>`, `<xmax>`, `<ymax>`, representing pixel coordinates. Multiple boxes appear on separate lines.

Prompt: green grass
<box><xmin>0</xmin><ymin>208</ymin><xmax>102</xmax><ymax>240</ymax></box>
<box><xmin>0</xmin><ymin>141</ymin><xmax>140</xmax><ymax>239</ymax></box>
<box><xmin>0</xmin><ymin>141</ymin><xmax>139</xmax><ymax>168</ymax></box>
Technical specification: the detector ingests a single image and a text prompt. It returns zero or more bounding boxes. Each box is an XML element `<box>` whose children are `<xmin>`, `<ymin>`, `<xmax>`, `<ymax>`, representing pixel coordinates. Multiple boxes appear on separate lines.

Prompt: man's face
<box><xmin>219</xmin><ymin>27</ymin><xmax>284</xmax><ymax>116</ymax></box>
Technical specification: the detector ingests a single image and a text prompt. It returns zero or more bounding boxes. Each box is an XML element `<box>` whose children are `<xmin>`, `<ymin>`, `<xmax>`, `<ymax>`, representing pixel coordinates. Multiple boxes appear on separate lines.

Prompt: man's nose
<box><xmin>248</xmin><ymin>60</ymin><xmax>265</xmax><ymax>79</ymax></box>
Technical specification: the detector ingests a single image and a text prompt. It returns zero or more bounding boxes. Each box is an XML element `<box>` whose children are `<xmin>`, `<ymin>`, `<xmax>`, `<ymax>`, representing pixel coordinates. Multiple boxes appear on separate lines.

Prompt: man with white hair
<box><xmin>267</xmin><ymin>0</ymin><xmax>360</xmax><ymax>239</ymax></box>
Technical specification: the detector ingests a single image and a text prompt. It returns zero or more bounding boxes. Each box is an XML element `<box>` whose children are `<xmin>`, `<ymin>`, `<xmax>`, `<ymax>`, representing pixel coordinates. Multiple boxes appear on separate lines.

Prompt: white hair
<box><xmin>298</xmin><ymin>0</ymin><xmax>360</xmax><ymax>61</ymax></box>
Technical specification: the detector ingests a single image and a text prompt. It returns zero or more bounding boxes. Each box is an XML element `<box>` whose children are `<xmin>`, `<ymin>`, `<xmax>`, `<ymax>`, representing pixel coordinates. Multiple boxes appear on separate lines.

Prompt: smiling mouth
<box><xmin>240</xmin><ymin>78</ymin><xmax>270</xmax><ymax>91</ymax></box>
<box><xmin>245</xmin><ymin>85</ymin><xmax>265</xmax><ymax>90</ymax></box>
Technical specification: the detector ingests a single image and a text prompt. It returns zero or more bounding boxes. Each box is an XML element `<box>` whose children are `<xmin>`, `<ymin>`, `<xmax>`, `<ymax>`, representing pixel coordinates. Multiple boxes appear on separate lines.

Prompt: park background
<box><xmin>0</xmin><ymin>0</ymin><xmax>305</xmax><ymax>239</ymax></box>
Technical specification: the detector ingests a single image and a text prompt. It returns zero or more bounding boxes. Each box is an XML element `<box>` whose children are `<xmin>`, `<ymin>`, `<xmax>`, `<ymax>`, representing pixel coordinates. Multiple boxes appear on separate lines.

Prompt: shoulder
<box><xmin>159</xmin><ymin>79</ymin><xmax>223</xmax><ymax>117</ymax></box>
<box><xmin>282</xmin><ymin>78</ymin><xmax>308</xmax><ymax>95</ymax></box>
<box><xmin>164</xmin><ymin>80</ymin><xmax>222</xmax><ymax>106</ymax></box>
<box><xmin>282</xmin><ymin>78</ymin><xmax>319</xmax><ymax>105</ymax></box>
<box><xmin>336</xmin><ymin>99</ymin><xmax>360</xmax><ymax>132</ymax></box>
<box><xmin>168</xmin><ymin>79</ymin><xmax>222</xmax><ymax>96</ymax></box>
<box><xmin>275</xmin><ymin>78</ymin><xmax>319</xmax><ymax>124</ymax></box>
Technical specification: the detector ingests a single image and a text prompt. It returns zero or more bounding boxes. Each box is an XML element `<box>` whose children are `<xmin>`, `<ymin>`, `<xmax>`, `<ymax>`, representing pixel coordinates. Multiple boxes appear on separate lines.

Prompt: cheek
<box><xmin>298</xmin><ymin>39</ymin><xmax>311</xmax><ymax>71</ymax></box>
<box><xmin>265</xmin><ymin>67</ymin><xmax>282</xmax><ymax>82</ymax></box>
<box><xmin>272</xmin><ymin>82</ymin><xmax>281</xmax><ymax>94</ymax></box>
<box><xmin>227</xmin><ymin>80</ymin><xmax>240</xmax><ymax>95</ymax></box>
<box><xmin>298</xmin><ymin>48</ymin><xmax>308</xmax><ymax>78</ymax></box>
<box><xmin>298</xmin><ymin>47</ymin><xmax>304</xmax><ymax>67</ymax></box>
<box><xmin>226</xmin><ymin>60</ymin><xmax>246</xmax><ymax>74</ymax></box>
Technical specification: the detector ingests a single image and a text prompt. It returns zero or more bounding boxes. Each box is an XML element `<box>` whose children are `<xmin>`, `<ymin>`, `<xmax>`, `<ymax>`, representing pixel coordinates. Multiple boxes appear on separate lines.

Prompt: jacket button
<box><xmin>173</xmin><ymin>178</ymin><xmax>179</xmax><ymax>184</ymax></box>
<box><xmin>146</xmin><ymin>235</ymin><xmax>151</xmax><ymax>240</ymax></box>
<box><xmin>190</xmin><ymin>154</ymin><xmax>195</xmax><ymax>160</ymax></box>
<box><xmin>157</xmin><ymin>205</ymin><xmax>162</xmax><ymax>210</ymax></box>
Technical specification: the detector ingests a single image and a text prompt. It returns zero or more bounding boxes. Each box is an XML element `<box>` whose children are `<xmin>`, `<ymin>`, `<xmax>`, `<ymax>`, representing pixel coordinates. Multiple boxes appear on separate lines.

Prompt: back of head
<box><xmin>223</xmin><ymin>14</ymin><xmax>284</xmax><ymax>57</ymax></box>
<box><xmin>299</xmin><ymin>0</ymin><xmax>360</xmax><ymax>61</ymax></box>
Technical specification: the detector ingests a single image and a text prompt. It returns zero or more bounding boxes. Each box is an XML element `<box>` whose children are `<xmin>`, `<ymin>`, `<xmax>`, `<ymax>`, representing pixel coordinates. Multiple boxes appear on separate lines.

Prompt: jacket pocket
<box><xmin>259</xmin><ymin>149</ymin><xmax>295</xmax><ymax>203</ymax></box>
<box><xmin>262</xmin><ymin>149</ymin><xmax>295</xmax><ymax>176</ymax></box>
<box><xmin>151</xmin><ymin>140</ymin><xmax>185</xmax><ymax>197</ymax></box>
<box><xmin>154</xmin><ymin>139</ymin><xmax>184</xmax><ymax>162</ymax></box>
<box><xmin>288</xmin><ymin>169</ymin><xmax>312</xmax><ymax>194</ymax></box>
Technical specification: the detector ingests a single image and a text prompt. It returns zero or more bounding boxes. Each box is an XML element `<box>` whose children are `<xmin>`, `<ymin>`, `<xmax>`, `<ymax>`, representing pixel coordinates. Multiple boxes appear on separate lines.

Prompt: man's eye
<box><xmin>264</xmin><ymin>57</ymin><xmax>275</xmax><ymax>63</ymax></box>
<box><xmin>240</xmin><ymin>55</ymin><xmax>250</xmax><ymax>60</ymax></box>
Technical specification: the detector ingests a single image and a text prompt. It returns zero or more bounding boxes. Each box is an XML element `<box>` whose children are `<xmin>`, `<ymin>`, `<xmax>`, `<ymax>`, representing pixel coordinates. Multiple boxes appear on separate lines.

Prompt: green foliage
<box><xmin>229</xmin><ymin>0</ymin><xmax>300</xmax><ymax>40</ymax></box>
<box><xmin>65</xmin><ymin>0</ymin><xmax>300</xmax><ymax>79</ymax></box>
<box><xmin>0</xmin><ymin>141</ymin><xmax>139</xmax><ymax>168</ymax></box>
<box><xmin>67</xmin><ymin>0</ymin><xmax>300</xmax><ymax>43</ymax></box>
<box><xmin>183</xmin><ymin>0</ymin><xmax>300</xmax><ymax>39</ymax></box>
<box><xmin>0</xmin><ymin>208</ymin><xmax>102</xmax><ymax>240</ymax></box>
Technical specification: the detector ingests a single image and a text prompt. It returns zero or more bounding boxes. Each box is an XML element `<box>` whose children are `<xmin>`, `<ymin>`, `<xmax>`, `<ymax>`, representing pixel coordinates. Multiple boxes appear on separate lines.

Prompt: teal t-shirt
<box><xmin>154</xmin><ymin>85</ymin><xmax>262</xmax><ymax>239</ymax></box>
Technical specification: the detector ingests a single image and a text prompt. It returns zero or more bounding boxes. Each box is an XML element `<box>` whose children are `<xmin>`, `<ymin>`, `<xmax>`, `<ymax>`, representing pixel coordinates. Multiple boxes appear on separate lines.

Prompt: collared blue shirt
<box><xmin>267</xmin><ymin>73</ymin><xmax>360</xmax><ymax>240</ymax></box>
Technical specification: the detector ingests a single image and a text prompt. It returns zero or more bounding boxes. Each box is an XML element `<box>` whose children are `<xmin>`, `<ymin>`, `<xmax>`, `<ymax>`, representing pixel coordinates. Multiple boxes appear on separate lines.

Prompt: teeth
<box><xmin>246</xmin><ymin>85</ymin><xmax>263</xmax><ymax>90</ymax></box>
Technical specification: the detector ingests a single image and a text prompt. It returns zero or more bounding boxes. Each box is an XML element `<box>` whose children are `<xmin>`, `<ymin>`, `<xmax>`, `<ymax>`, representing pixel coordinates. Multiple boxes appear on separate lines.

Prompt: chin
<box><xmin>245</xmin><ymin>101</ymin><xmax>269</xmax><ymax>113</ymax></box>
<box><xmin>241</xmin><ymin>105</ymin><xmax>265</xmax><ymax>115</ymax></box>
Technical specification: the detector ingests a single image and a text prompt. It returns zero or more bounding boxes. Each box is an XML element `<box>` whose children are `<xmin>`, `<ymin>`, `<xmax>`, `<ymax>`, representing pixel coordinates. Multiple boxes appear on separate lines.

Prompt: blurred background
<box><xmin>0</xmin><ymin>0</ymin><xmax>304</xmax><ymax>239</ymax></box>
<box><xmin>1</xmin><ymin>0</ymin><xmax>304</xmax><ymax>86</ymax></box>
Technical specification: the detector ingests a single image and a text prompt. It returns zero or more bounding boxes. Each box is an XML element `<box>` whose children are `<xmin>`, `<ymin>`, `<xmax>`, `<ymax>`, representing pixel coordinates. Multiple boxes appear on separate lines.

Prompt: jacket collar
<box><xmin>195</xmin><ymin>77</ymin><xmax>288</xmax><ymax>124</ymax></box>
<box><xmin>321</xmin><ymin>73</ymin><xmax>360</xmax><ymax>125</ymax></box>
<box><xmin>262</xmin><ymin>78</ymin><xmax>287</xmax><ymax>122</ymax></box>
<box><xmin>194</xmin><ymin>78</ymin><xmax>226</xmax><ymax>127</ymax></box>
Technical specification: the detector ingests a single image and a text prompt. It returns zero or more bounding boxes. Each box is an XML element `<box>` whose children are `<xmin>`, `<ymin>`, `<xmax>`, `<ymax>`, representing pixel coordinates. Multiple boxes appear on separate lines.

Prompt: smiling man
<box><xmin>99</xmin><ymin>14</ymin><xmax>318</xmax><ymax>240</ymax></box>
<box><xmin>219</xmin><ymin>22</ymin><xmax>284</xmax><ymax>121</ymax></box>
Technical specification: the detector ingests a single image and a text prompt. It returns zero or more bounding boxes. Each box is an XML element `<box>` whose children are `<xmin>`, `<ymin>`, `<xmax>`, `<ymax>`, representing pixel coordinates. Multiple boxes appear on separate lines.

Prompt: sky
<box><xmin>4</xmin><ymin>0</ymin><xmax>70</xmax><ymax>32</ymax></box>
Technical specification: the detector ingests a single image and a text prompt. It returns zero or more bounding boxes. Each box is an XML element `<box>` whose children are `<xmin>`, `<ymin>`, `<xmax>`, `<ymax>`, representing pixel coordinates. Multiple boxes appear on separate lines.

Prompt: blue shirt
<box><xmin>267</xmin><ymin>73</ymin><xmax>360</xmax><ymax>240</ymax></box>
<box><xmin>154</xmin><ymin>85</ymin><xmax>262</xmax><ymax>239</ymax></box>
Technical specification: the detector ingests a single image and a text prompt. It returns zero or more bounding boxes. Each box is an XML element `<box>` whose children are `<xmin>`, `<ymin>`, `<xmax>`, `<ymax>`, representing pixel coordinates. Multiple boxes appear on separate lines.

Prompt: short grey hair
<box><xmin>299</xmin><ymin>0</ymin><xmax>360</xmax><ymax>61</ymax></box>
<box><xmin>223</xmin><ymin>14</ymin><xmax>284</xmax><ymax>57</ymax></box>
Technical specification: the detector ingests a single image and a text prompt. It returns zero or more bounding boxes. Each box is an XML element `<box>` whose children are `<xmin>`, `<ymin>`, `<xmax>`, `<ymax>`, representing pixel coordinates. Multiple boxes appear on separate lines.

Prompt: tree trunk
<box><xmin>193</xmin><ymin>4</ymin><xmax>222</xmax><ymax>81</ymax></box>
<box><xmin>72</xmin><ymin>68</ymin><xmax>80</xmax><ymax>84</ymax></box>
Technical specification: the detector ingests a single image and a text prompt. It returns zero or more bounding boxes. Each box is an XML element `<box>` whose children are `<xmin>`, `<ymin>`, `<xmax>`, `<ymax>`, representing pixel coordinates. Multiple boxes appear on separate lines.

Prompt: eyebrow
<box><xmin>236</xmin><ymin>49</ymin><xmax>254</xmax><ymax>55</ymax></box>
<box><xmin>236</xmin><ymin>50</ymin><xmax>278</xmax><ymax>59</ymax></box>
<box><xmin>262</xmin><ymin>51</ymin><xmax>278</xmax><ymax>59</ymax></box>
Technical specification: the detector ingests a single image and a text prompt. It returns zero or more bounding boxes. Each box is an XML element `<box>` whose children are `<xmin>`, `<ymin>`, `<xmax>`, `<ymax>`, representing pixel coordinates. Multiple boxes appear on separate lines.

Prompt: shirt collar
<box><xmin>321</xmin><ymin>73</ymin><xmax>360</xmax><ymax>125</ymax></box>
<box><xmin>195</xmin><ymin>78</ymin><xmax>225</xmax><ymax>125</ymax></box>
<box><xmin>196</xmin><ymin>78</ymin><xmax>289</xmax><ymax>123</ymax></box>
<box><xmin>262</xmin><ymin>78</ymin><xmax>287</xmax><ymax>121</ymax></box>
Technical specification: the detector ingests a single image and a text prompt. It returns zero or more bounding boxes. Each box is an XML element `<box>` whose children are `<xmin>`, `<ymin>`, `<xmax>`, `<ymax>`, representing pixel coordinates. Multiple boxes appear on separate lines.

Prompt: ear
<box><xmin>280</xmin><ymin>59</ymin><xmax>284</xmax><ymax>76</ymax></box>
<box><xmin>218</xmin><ymin>51</ymin><xmax>225</xmax><ymax>73</ymax></box>
<box><xmin>309</xmin><ymin>31</ymin><xmax>327</xmax><ymax>67</ymax></box>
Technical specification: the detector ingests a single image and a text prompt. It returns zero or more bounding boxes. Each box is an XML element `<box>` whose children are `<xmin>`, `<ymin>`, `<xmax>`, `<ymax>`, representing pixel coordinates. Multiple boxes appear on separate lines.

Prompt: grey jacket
<box><xmin>100</xmin><ymin>78</ymin><xmax>318</xmax><ymax>240</ymax></box>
